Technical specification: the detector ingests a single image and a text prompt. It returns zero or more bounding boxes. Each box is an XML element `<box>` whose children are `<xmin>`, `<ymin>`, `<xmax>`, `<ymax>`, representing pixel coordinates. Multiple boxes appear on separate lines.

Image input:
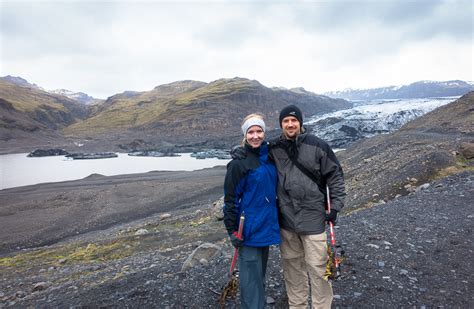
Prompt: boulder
<box><xmin>459</xmin><ymin>142</ymin><xmax>474</xmax><ymax>159</ymax></box>
<box><xmin>134</xmin><ymin>229</ymin><xmax>149</xmax><ymax>236</ymax></box>
<box><xmin>32</xmin><ymin>281</ymin><xmax>51</xmax><ymax>292</ymax></box>
<box><xmin>211</xmin><ymin>197</ymin><xmax>225</xmax><ymax>221</ymax></box>
<box><xmin>181</xmin><ymin>243</ymin><xmax>221</xmax><ymax>272</ymax></box>
<box><xmin>159</xmin><ymin>213</ymin><xmax>171</xmax><ymax>220</ymax></box>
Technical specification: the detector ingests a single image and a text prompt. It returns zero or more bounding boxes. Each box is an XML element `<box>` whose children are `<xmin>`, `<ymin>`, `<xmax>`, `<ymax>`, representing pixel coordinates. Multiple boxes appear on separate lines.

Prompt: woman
<box><xmin>223</xmin><ymin>113</ymin><xmax>280</xmax><ymax>309</ymax></box>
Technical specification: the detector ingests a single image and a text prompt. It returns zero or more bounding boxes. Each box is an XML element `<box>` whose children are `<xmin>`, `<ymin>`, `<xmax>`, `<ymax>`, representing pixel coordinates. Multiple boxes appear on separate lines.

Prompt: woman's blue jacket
<box><xmin>223</xmin><ymin>142</ymin><xmax>280</xmax><ymax>247</ymax></box>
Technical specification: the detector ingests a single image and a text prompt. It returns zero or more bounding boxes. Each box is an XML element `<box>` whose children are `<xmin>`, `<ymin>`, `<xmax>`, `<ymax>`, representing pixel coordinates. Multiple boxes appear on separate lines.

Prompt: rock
<box><xmin>15</xmin><ymin>290</ymin><xmax>27</xmax><ymax>298</ymax></box>
<box><xmin>459</xmin><ymin>142</ymin><xmax>474</xmax><ymax>159</ymax></box>
<box><xmin>65</xmin><ymin>152</ymin><xmax>118</xmax><ymax>160</ymax></box>
<box><xmin>27</xmin><ymin>148</ymin><xmax>69</xmax><ymax>157</ymax></box>
<box><xmin>416</xmin><ymin>183</ymin><xmax>430</xmax><ymax>192</ymax></box>
<box><xmin>128</xmin><ymin>151</ymin><xmax>181</xmax><ymax>157</ymax></box>
<box><xmin>32</xmin><ymin>282</ymin><xmax>51</xmax><ymax>292</ymax></box>
<box><xmin>191</xmin><ymin>149</ymin><xmax>231</xmax><ymax>160</ymax></box>
<box><xmin>134</xmin><ymin>229</ymin><xmax>149</xmax><ymax>236</ymax></box>
<box><xmin>160</xmin><ymin>213</ymin><xmax>172</xmax><ymax>220</ymax></box>
<box><xmin>211</xmin><ymin>197</ymin><xmax>225</xmax><ymax>221</ymax></box>
<box><xmin>366</xmin><ymin>244</ymin><xmax>380</xmax><ymax>249</ymax></box>
<box><xmin>266</xmin><ymin>296</ymin><xmax>275</xmax><ymax>304</ymax></box>
<box><xmin>181</xmin><ymin>243</ymin><xmax>221</xmax><ymax>272</ymax></box>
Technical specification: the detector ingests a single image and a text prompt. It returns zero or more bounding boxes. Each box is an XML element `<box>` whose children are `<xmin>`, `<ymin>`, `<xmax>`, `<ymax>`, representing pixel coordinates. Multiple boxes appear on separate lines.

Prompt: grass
<box><xmin>0</xmin><ymin>81</ymin><xmax>68</xmax><ymax>112</ymax></box>
<box><xmin>0</xmin><ymin>239</ymin><xmax>138</xmax><ymax>269</ymax></box>
<box><xmin>0</xmin><ymin>212</ymin><xmax>223</xmax><ymax>271</ymax></box>
<box><xmin>434</xmin><ymin>154</ymin><xmax>474</xmax><ymax>179</ymax></box>
<box><xmin>62</xmin><ymin>77</ymin><xmax>262</xmax><ymax>135</ymax></box>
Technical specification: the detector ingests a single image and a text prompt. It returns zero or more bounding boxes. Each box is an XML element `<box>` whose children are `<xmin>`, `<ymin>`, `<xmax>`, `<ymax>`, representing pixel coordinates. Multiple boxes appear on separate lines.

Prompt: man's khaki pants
<box><xmin>280</xmin><ymin>228</ymin><xmax>333</xmax><ymax>309</ymax></box>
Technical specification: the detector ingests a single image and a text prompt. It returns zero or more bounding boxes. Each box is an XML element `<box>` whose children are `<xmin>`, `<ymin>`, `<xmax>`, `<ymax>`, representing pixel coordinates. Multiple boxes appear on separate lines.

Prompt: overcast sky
<box><xmin>1</xmin><ymin>0</ymin><xmax>472</xmax><ymax>98</ymax></box>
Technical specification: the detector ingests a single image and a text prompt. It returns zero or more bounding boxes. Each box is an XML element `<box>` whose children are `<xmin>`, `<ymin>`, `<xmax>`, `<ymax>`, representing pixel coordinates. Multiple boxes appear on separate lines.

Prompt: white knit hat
<box><xmin>241</xmin><ymin>117</ymin><xmax>266</xmax><ymax>135</ymax></box>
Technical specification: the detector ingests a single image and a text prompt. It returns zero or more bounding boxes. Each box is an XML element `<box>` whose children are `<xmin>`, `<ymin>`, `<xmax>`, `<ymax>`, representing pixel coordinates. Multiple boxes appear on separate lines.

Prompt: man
<box><xmin>233</xmin><ymin>105</ymin><xmax>345</xmax><ymax>308</ymax></box>
<box><xmin>271</xmin><ymin>105</ymin><xmax>345</xmax><ymax>309</ymax></box>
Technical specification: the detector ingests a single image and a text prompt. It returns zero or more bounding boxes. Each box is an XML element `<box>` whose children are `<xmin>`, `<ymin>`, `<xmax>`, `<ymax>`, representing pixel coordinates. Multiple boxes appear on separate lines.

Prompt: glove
<box><xmin>325</xmin><ymin>209</ymin><xmax>338</xmax><ymax>225</ymax></box>
<box><xmin>230</xmin><ymin>145</ymin><xmax>246</xmax><ymax>160</ymax></box>
<box><xmin>229</xmin><ymin>231</ymin><xmax>243</xmax><ymax>248</ymax></box>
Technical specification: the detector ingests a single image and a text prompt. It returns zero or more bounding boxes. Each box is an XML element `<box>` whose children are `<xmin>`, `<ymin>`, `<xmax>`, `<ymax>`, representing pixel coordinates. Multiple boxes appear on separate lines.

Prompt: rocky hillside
<box><xmin>325</xmin><ymin>80</ymin><xmax>474</xmax><ymax>100</ymax></box>
<box><xmin>0</xmin><ymin>76</ymin><xmax>350</xmax><ymax>153</ymax></box>
<box><xmin>339</xmin><ymin>91</ymin><xmax>474</xmax><ymax>211</ymax></box>
<box><xmin>63</xmin><ymin>77</ymin><xmax>350</xmax><ymax>139</ymax></box>
<box><xmin>0</xmin><ymin>79</ymin><xmax>91</xmax><ymax>150</ymax></box>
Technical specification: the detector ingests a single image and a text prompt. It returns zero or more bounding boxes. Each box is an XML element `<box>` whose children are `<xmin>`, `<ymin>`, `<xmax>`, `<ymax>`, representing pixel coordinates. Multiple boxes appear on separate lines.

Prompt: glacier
<box><xmin>305</xmin><ymin>97</ymin><xmax>459</xmax><ymax>148</ymax></box>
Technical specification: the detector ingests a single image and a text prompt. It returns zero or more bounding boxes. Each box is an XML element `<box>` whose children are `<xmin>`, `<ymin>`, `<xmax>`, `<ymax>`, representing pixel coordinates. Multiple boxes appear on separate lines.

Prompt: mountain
<box><xmin>0</xmin><ymin>76</ymin><xmax>350</xmax><ymax>153</ymax></box>
<box><xmin>63</xmin><ymin>77</ymin><xmax>351</xmax><ymax>145</ymax></box>
<box><xmin>0</xmin><ymin>79</ymin><xmax>90</xmax><ymax>149</ymax></box>
<box><xmin>1</xmin><ymin>76</ymin><xmax>102</xmax><ymax>105</ymax></box>
<box><xmin>49</xmin><ymin>89</ymin><xmax>102</xmax><ymax>105</ymax></box>
<box><xmin>325</xmin><ymin>80</ymin><xmax>474</xmax><ymax>100</ymax></box>
<box><xmin>0</xmin><ymin>75</ymin><xmax>42</xmax><ymax>90</ymax></box>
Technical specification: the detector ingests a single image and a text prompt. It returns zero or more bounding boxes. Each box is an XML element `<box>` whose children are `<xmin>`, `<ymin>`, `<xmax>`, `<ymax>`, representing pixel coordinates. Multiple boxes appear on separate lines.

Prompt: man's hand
<box><xmin>230</xmin><ymin>145</ymin><xmax>246</xmax><ymax>159</ymax></box>
<box><xmin>230</xmin><ymin>231</ymin><xmax>243</xmax><ymax>248</ymax></box>
<box><xmin>325</xmin><ymin>209</ymin><xmax>338</xmax><ymax>225</ymax></box>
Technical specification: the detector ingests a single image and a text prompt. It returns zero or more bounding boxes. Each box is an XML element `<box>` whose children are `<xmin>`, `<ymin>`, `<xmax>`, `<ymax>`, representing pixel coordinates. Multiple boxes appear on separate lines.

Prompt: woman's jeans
<box><xmin>238</xmin><ymin>246</ymin><xmax>270</xmax><ymax>309</ymax></box>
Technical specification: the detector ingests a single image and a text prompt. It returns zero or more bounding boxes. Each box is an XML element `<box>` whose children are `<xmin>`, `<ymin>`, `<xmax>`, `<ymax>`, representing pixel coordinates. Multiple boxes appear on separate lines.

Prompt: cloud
<box><xmin>1</xmin><ymin>0</ymin><xmax>472</xmax><ymax>98</ymax></box>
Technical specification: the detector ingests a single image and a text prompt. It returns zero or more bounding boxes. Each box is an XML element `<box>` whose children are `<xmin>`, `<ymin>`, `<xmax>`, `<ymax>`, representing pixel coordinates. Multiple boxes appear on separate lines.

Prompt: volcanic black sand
<box><xmin>0</xmin><ymin>166</ymin><xmax>227</xmax><ymax>255</ymax></box>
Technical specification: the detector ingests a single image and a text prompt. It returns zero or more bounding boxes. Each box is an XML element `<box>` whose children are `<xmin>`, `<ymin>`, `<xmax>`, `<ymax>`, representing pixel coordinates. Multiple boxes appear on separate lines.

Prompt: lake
<box><xmin>0</xmin><ymin>153</ymin><xmax>230</xmax><ymax>190</ymax></box>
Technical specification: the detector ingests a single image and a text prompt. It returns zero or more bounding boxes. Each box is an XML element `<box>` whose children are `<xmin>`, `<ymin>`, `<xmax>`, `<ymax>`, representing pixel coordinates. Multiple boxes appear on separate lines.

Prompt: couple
<box><xmin>223</xmin><ymin>105</ymin><xmax>346</xmax><ymax>309</ymax></box>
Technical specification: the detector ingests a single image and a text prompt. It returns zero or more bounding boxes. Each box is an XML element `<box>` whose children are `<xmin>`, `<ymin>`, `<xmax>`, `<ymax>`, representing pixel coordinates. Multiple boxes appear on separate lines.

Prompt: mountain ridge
<box><xmin>325</xmin><ymin>80</ymin><xmax>474</xmax><ymax>100</ymax></box>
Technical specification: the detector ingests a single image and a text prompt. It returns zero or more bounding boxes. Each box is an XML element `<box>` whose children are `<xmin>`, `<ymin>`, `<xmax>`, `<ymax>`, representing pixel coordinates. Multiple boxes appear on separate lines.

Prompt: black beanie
<box><xmin>279</xmin><ymin>105</ymin><xmax>303</xmax><ymax>127</ymax></box>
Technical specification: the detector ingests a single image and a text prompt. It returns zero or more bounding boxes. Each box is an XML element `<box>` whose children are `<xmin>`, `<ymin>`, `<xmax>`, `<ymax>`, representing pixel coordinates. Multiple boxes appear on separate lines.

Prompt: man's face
<box><xmin>246</xmin><ymin>125</ymin><xmax>265</xmax><ymax>148</ymax></box>
<box><xmin>281</xmin><ymin>116</ymin><xmax>301</xmax><ymax>139</ymax></box>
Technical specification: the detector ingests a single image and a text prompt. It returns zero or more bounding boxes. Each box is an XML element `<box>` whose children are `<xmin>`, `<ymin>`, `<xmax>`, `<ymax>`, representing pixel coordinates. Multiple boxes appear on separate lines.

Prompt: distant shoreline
<box><xmin>0</xmin><ymin>152</ymin><xmax>229</xmax><ymax>190</ymax></box>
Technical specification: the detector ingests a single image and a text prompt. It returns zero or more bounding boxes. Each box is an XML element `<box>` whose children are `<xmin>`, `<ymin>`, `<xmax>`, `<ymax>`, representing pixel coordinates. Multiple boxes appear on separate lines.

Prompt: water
<box><xmin>0</xmin><ymin>153</ymin><xmax>229</xmax><ymax>190</ymax></box>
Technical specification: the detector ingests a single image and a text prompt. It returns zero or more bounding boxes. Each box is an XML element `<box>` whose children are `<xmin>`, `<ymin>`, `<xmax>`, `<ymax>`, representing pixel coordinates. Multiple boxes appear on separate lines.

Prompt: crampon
<box><xmin>324</xmin><ymin>243</ymin><xmax>345</xmax><ymax>281</ymax></box>
<box><xmin>219</xmin><ymin>212</ymin><xmax>245</xmax><ymax>308</ymax></box>
<box><xmin>324</xmin><ymin>185</ymin><xmax>346</xmax><ymax>281</ymax></box>
<box><xmin>219</xmin><ymin>270</ymin><xmax>239</xmax><ymax>308</ymax></box>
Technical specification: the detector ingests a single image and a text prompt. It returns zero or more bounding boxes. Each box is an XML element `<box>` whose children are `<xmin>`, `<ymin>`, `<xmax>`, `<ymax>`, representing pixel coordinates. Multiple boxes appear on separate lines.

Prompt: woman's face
<box><xmin>246</xmin><ymin>125</ymin><xmax>265</xmax><ymax>148</ymax></box>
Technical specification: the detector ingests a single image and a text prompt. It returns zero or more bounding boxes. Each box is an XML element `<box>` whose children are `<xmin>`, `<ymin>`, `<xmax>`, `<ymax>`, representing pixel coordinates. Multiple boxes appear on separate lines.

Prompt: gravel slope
<box><xmin>2</xmin><ymin>171</ymin><xmax>472</xmax><ymax>308</ymax></box>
